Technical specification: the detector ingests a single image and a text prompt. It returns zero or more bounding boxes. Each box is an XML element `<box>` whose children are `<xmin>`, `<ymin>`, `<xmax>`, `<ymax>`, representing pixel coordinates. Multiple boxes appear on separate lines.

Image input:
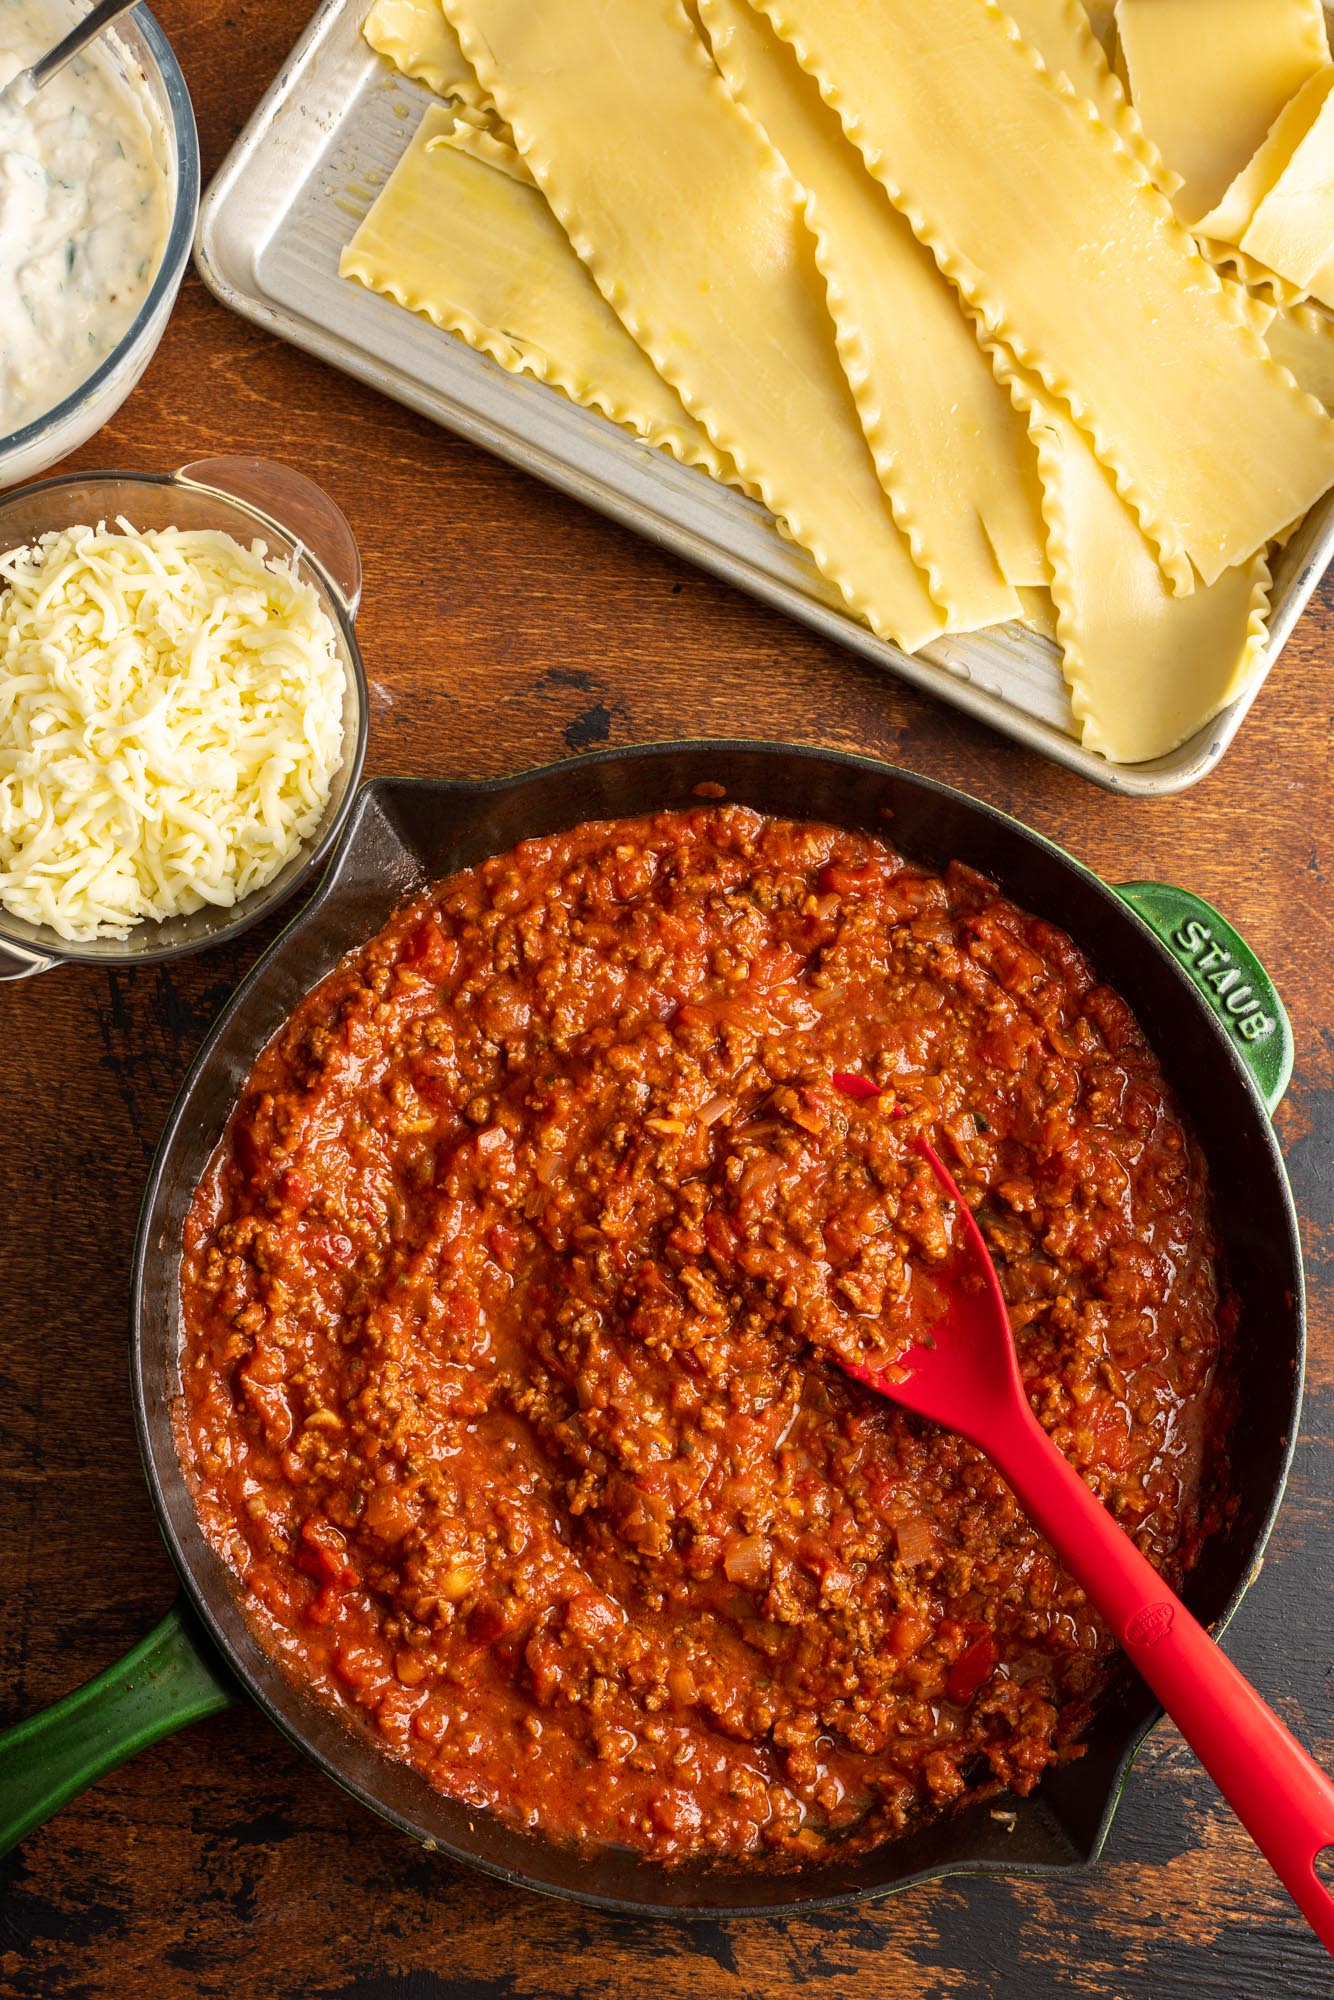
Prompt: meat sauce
<box><xmin>179</xmin><ymin>807</ymin><xmax>1231</xmax><ymax>1864</ymax></box>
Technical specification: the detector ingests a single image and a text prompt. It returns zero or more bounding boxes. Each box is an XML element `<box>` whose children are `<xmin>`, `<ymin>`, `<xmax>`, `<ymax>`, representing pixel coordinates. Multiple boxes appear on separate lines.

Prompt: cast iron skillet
<box><xmin>0</xmin><ymin>742</ymin><xmax>1306</xmax><ymax>1917</ymax></box>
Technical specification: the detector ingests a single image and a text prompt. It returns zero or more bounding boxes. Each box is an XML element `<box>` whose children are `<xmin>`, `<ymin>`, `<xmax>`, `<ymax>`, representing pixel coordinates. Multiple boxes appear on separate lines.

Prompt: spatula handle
<box><xmin>997</xmin><ymin>1412</ymin><xmax>1334</xmax><ymax>1956</ymax></box>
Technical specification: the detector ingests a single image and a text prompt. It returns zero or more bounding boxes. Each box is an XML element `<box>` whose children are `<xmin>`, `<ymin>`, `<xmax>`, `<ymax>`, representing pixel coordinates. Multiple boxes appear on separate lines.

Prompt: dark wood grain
<box><xmin>3</xmin><ymin>4</ymin><xmax>1334</xmax><ymax>1993</ymax></box>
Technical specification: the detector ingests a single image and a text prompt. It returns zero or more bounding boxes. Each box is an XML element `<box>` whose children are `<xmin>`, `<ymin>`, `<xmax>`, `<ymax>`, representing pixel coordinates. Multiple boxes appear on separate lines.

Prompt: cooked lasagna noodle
<box><xmin>1022</xmin><ymin>399</ymin><xmax>1272</xmax><ymax>764</ymax></box>
<box><xmin>1115</xmin><ymin>0</ymin><xmax>1330</xmax><ymax>223</ymax></box>
<box><xmin>361</xmin><ymin>0</ymin><xmax>485</xmax><ymax>102</ymax></box>
<box><xmin>445</xmin><ymin>0</ymin><xmax>950</xmax><ymax>653</ymax></box>
<box><xmin>753</xmin><ymin>0</ymin><xmax>1334</xmax><ymax>589</ymax></box>
<box><xmin>1268</xmin><ymin>301</ymin><xmax>1334</xmax><ymax>409</ymax></box>
<box><xmin>341</xmin><ymin>108</ymin><xmax>739</xmax><ymax>487</ymax></box>
<box><xmin>1080</xmin><ymin>0</ymin><xmax>1117</xmax><ymax>52</ymax></box>
<box><xmin>1202</xmin><ymin>69</ymin><xmax>1334</xmax><ymax>310</ymax></box>
<box><xmin>1002</xmin><ymin>0</ymin><xmax>1171</xmax><ymax>191</ymax></box>
<box><xmin>181</xmin><ymin>808</ymin><xmax>1232</xmax><ymax>1864</ymax></box>
<box><xmin>699</xmin><ymin>0</ymin><xmax>1042</xmax><ymax>627</ymax></box>
<box><xmin>349</xmin><ymin>0</ymin><xmax>1334</xmax><ymax>764</ymax></box>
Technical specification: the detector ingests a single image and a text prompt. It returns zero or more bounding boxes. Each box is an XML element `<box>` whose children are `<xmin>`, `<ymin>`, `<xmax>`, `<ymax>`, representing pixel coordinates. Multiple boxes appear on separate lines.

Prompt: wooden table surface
<box><xmin>3</xmin><ymin>2</ymin><xmax>1334</xmax><ymax>1994</ymax></box>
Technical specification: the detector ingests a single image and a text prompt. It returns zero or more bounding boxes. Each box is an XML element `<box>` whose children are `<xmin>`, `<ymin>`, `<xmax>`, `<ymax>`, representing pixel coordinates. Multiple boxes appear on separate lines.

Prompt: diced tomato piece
<box><xmin>702</xmin><ymin>1208</ymin><xmax>742</xmax><ymax>1277</ymax></box>
<box><xmin>400</xmin><ymin>919</ymin><xmax>454</xmax><ymax>981</ymax></box>
<box><xmin>487</xmin><ymin>1220</ymin><xmax>523</xmax><ymax>1271</ymax></box>
<box><xmin>471</xmin><ymin>1600</ymin><xmax>508</xmax><ymax>1643</ymax></box>
<box><xmin>818</xmin><ymin>862</ymin><xmax>883</xmax><ymax>894</ymax></box>
<box><xmin>887</xmin><ymin>1610</ymin><xmax>930</xmax><ymax>1660</ymax></box>
<box><xmin>563</xmin><ymin>1591</ymin><xmax>623</xmax><ymax>1644</ymax></box>
<box><xmin>310</xmin><ymin>1227</ymin><xmax>355</xmax><ymax>1269</ymax></box>
<box><xmin>305</xmin><ymin>1582</ymin><xmax>342</xmax><ymax>1628</ymax></box>
<box><xmin>947</xmin><ymin>1630</ymin><xmax>998</xmax><ymax>1705</ymax></box>
<box><xmin>233</xmin><ymin>1119</ymin><xmax>272</xmax><ymax>1186</ymax></box>
<box><xmin>832</xmin><ymin>1071</ymin><xmax>882</xmax><ymax>1099</ymax></box>
<box><xmin>296</xmin><ymin>1516</ymin><xmax>358</xmax><ymax>1589</ymax></box>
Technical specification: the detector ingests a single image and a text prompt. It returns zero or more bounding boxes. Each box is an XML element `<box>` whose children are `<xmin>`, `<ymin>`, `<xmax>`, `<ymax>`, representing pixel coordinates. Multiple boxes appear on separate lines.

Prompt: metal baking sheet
<box><xmin>194</xmin><ymin>0</ymin><xmax>1334</xmax><ymax>796</ymax></box>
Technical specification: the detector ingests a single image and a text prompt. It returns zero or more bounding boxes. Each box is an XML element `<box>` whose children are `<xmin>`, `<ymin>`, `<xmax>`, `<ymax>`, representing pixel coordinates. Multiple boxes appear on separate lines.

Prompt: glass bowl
<box><xmin>0</xmin><ymin>1</ymin><xmax>200</xmax><ymax>488</ymax></box>
<box><xmin>0</xmin><ymin>457</ymin><xmax>369</xmax><ymax>978</ymax></box>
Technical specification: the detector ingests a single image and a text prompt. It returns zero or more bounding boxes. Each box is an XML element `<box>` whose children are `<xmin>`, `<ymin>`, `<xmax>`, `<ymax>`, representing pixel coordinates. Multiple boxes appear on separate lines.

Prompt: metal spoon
<box><xmin>0</xmin><ymin>0</ymin><xmax>137</xmax><ymax>111</ymax></box>
<box><xmin>831</xmin><ymin>1078</ymin><xmax>1334</xmax><ymax>1955</ymax></box>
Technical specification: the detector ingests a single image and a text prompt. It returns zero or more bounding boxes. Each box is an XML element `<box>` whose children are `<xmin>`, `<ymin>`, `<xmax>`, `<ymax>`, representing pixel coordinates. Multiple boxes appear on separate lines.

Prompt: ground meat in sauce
<box><xmin>179</xmin><ymin>807</ymin><xmax>1232</xmax><ymax>1865</ymax></box>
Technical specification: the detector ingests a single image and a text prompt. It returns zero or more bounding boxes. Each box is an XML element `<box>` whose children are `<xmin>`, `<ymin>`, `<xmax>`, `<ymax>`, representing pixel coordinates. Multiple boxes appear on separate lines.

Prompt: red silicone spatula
<box><xmin>836</xmin><ymin>1103</ymin><xmax>1334</xmax><ymax>1954</ymax></box>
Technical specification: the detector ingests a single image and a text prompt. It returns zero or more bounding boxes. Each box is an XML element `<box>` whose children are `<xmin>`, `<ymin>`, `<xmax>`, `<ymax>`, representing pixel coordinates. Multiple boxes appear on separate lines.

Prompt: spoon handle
<box><xmin>23</xmin><ymin>0</ymin><xmax>136</xmax><ymax>96</ymax></box>
<box><xmin>996</xmin><ymin>1409</ymin><xmax>1334</xmax><ymax>1956</ymax></box>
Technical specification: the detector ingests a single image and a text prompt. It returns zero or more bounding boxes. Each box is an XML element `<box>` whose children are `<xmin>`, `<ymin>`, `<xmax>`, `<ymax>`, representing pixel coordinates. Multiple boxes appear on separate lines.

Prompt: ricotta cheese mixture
<box><xmin>0</xmin><ymin>523</ymin><xmax>347</xmax><ymax>942</ymax></box>
<box><xmin>0</xmin><ymin>0</ymin><xmax>170</xmax><ymax>441</ymax></box>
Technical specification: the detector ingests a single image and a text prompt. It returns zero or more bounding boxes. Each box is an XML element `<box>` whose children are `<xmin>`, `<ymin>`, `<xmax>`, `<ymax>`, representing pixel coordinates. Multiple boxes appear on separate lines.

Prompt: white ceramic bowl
<box><xmin>0</xmin><ymin>2</ymin><xmax>199</xmax><ymax>488</ymax></box>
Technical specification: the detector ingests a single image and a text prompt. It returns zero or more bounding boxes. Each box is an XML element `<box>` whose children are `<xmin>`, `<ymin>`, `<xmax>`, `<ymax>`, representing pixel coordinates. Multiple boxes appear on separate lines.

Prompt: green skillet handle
<box><xmin>0</xmin><ymin>1601</ymin><xmax>235</xmax><ymax>1856</ymax></box>
<box><xmin>1113</xmin><ymin>881</ymin><xmax>1294</xmax><ymax>1116</ymax></box>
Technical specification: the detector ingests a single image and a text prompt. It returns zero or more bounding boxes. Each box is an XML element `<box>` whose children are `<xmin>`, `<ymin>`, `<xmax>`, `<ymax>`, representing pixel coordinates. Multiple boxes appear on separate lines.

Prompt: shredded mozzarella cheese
<box><xmin>0</xmin><ymin>522</ymin><xmax>347</xmax><ymax>942</ymax></box>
